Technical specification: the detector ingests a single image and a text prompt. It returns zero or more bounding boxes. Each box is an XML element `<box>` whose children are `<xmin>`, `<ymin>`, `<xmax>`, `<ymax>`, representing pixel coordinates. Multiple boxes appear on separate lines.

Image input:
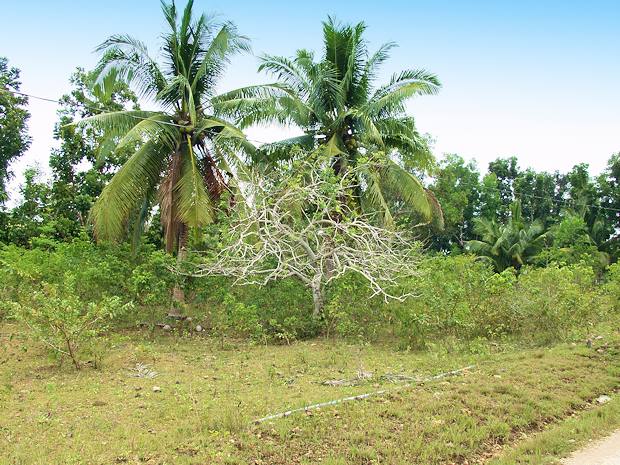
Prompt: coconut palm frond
<box><xmin>467</xmin><ymin>202</ymin><xmax>548</xmax><ymax>272</ymax></box>
<box><xmin>84</xmin><ymin>0</ymin><xmax>249</xmax><ymax>252</ymax></box>
<box><xmin>94</xmin><ymin>34</ymin><xmax>167</xmax><ymax>100</ymax></box>
<box><xmin>360</xmin><ymin>165</ymin><xmax>394</xmax><ymax>228</ymax></box>
<box><xmin>115</xmin><ymin>113</ymin><xmax>179</xmax><ymax>151</ymax></box>
<box><xmin>175</xmin><ymin>140</ymin><xmax>214</xmax><ymax>228</ymax></box>
<box><xmin>73</xmin><ymin>110</ymin><xmax>162</xmax><ymax>138</ymax></box>
<box><xmin>379</xmin><ymin>159</ymin><xmax>431</xmax><ymax>220</ymax></box>
<box><xmin>91</xmin><ymin>140</ymin><xmax>169</xmax><ymax>242</ymax></box>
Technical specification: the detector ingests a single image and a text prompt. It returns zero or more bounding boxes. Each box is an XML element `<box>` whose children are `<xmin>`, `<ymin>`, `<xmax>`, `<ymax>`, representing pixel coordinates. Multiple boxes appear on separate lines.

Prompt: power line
<box><xmin>2</xmin><ymin>88</ymin><xmax>182</xmax><ymax>127</ymax></box>
<box><xmin>2</xmin><ymin>88</ymin><xmax>273</xmax><ymax>144</ymax></box>
<box><xmin>4</xmin><ymin>89</ymin><xmax>620</xmax><ymax>214</ymax></box>
<box><xmin>514</xmin><ymin>190</ymin><xmax>620</xmax><ymax>214</ymax></box>
<box><xmin>8</xmin><ymin>90</ymin><xmax>60</xmax><ymax>104</ymax></box>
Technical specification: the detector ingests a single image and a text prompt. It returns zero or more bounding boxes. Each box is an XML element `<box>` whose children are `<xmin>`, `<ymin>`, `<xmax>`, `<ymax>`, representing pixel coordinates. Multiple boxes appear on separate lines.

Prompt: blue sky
<box><xmin>2</xmin><ymin>0</ymin><xmax>619</xmax><ymax>194</ymax></box>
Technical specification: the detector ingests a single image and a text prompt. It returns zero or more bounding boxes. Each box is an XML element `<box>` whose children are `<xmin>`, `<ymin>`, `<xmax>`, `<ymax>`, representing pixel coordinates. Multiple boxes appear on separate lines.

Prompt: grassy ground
<box><xmin>489</xmin><ymin>396</ymin><xmax>620</xmax><ymax>464</ymax></box>
<box><xmin>1</xmin><ymin>323</ymin><xmax>619</xmax><ymax>465</ymax></box>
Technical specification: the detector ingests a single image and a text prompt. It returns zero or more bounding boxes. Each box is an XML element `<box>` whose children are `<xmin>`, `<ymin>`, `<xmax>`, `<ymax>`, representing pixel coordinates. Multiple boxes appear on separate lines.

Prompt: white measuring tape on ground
<box><xmin>254</xmin><ymin>364</ymin><xmax>476</xmax><ymax>424</ymax></box>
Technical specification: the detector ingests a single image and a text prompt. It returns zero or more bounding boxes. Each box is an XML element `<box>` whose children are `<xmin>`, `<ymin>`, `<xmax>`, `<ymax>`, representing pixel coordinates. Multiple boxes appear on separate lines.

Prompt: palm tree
<box><xmin>466</xmin><ymin>201</ymin><xmax>548</xmax><ymax>272</ymax></box>
<box><xmin>78</xmin><ymin>0</ymin><xmax>250</xmax><ymax>315</ymax></box>
<box><xmin>215</xmin><ymin>17</ymin><xmax>442</xmax><ymax>227</ymax></box>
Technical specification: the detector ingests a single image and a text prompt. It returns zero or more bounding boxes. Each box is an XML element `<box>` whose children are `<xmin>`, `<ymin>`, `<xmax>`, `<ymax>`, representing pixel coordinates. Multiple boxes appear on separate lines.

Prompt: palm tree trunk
<box><xmin>168</xmin><ymin>223</ymin><xmax>188</xmax><ymax>318</ymax></box>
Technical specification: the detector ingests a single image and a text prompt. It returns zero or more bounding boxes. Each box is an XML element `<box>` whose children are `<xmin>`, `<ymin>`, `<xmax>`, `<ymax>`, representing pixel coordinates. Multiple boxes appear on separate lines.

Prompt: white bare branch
<box><xmin>191</xmin><ymin>161</ymin><xmax>422</xmax><ymax>317</ymax></box>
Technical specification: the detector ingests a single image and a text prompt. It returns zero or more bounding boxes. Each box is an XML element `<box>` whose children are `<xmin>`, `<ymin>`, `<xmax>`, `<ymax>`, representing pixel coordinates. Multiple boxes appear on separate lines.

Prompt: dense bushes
<box><xmin>0</xmin><ymin>237</ymin><xmax>134</xmax><ymax>302</ymax></box>
<box><xmin>389</xmin><ymin>256</ymin><xmax>613</xmax><ymax>348</ymax></box>
<box><xmin>0</xmin><ymin>239</ymin><xmax>162</xmax><ymax>365</ymax></box>
<box><xmin>1</xmin><ymin>240</ymin><xmax>618</xmax><ymax>365</ymax></box>
<box><xmin>8</xmin><ymin>284</ymin><xmax>131</xmax><ymax>369</ymax></box>
<box><xmin>187</xmin><ymin>255</ymin><xmax>616</xmax><ymax>346</ymax></box>
<box><xmin>194</xmin><ymin>276</ymin><xmax>318</xmax><ymax>343</ymax></box>
<box><xmin>602</xmin><ymin>262</ymin><xmax>620</xmax><ymax>311</ymax></box>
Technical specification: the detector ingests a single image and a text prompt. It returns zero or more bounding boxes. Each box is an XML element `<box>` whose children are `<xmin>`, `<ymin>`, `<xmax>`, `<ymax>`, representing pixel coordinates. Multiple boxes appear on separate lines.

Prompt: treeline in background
<box><xmin>0</xmin><ymin>1</ymin><xmax>618</xmax><ymax>369</ymax></box>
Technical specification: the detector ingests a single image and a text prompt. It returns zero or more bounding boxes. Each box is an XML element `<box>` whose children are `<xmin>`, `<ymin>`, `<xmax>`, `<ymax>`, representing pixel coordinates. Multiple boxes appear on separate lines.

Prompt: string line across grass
<box><xmin>254</xmin><ymin>364</ymin><xmax>476</xmax><ymax>423</ymax></box>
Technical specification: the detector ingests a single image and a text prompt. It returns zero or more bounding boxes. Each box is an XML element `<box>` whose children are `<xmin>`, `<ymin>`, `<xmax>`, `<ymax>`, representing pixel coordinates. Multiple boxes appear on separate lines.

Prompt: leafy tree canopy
<box><xmin>0</xmin><ymin>57</ymin><xmax>31</xmax><ymax>204</ymax></box>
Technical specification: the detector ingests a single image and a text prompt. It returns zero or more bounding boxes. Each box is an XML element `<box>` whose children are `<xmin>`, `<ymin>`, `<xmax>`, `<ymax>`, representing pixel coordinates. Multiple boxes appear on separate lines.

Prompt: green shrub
<box><xmin>389</xmin><ymin>256</ymin><xmax>607</xmax><ymax>347</ymax></box>
<box><xmin>324</xmin><ymin>273</ymin><xmax>384</xmax><ymax>340</ymax></box>
<box><xmin>221</xmin><ymin>293</ymin><xmax>264</xmax><ymax>341</ymax></box>
<box><xmin>0</xmin><ymin>238</ymin><xmax>615</xmax><ymax>351</ymax></box>
<box><xmin>0</xmin><ymin>238</ymin><xmax>138</xmax><ymax>367</ymax></box>
<box><xmin>193</xmin><ymin>276</ymin><xmax>319</xmax><ymax>342</ymax></box>
<box><xmin>469</xmin><ymin>269</ymin><xmax>517</xmax><ymax>339</ymax></box>
<box><xmin>601</xmin><ymin>262</ymin><xmax>620</xmax><ymax>312</ymax></box>
<box><xmin>0</xmin><ymin>237</ymin><xmax>135</xmax><ymax>303</ymax></box>
<box><xmin>390</xmin><ymin>255</ymin><xmax>495</xmax><ymax>347</ymax></box>
<box><xmin>128</xmin><ymin>250</ymin><xmax>176</xmax><ymax>329</ymax></box>
<box><xmin>9</xmin><ymin>280</ymin><xmax>132</xmax><ymax>369</ymax></box>
<box><xmin>506</xmin><ymin>265</ymin><xmax>599</xmax><ymax>343</ymax></box>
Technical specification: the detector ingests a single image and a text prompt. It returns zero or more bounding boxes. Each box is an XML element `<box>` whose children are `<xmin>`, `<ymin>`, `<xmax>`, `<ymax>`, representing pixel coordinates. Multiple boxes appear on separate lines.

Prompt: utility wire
<box><xmin>3</xmin><ymin>88</ymin><xmax>185</xmax><ymax>128</ymax></box>
<box><xmin>1</xmin><ymin>88</ymin><xmax>273</xmax><ymax>144</ymax></box>
<box><xmin>514</xmin><ymin>191</ymin><xmax>620</xmax><ymax>214</ymax></box>
<box><xmin>4</xmin><ymin>89</ymin><xmax>620</xmax><ymax>214</ymax></box>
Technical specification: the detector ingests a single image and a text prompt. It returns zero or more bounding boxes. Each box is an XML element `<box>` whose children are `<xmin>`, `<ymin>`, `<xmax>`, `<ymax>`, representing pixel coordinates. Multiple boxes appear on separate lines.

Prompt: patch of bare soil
<box><xmin>562</xmin><ymin>430</ymin><xmax>620</xmax><ymax>465</ymax></box>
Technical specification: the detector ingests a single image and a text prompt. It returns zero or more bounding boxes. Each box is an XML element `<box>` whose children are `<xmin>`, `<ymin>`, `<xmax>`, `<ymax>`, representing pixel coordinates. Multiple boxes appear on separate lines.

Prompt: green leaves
<box><xmin>81</xmin><ymin>1</ymin><xmax>251</xmax><ymax>252</ymax></box>
<box><xmin>215</xmin><ymin>16</ymin><xmax>442</xmax><ymax>228</ymax></box>
<box><xmin>360</xmin><ymin>155</ymin><xmax>433</xmax><ymax>228</ymax></box>
<box><xmin>72</xmin><ymin>110</ymin><xmax>163</xmax><ymax>141</ymax></box>
<box><xmin>0</xmin><ymin>57</ymin><xmax>30</xmax><ymax>203</ymax></box>
<box><xmin>175</xmin><ymin>138</ymin><xmax>213</xmax><ymax>228</ymax></box>
<box><xmin>91</xmin><ymin>140</ymin><xmax>169</xmax><ymax>242</ymax></box>
<box><xmin>114</xmin><ymin>113</ymin><xmax>179</xmax><ymax>152</ymax></box>
<box><xmin>94</xmin><ymin>34</ymin><xmax>166</xmax><ymax>100</ymax></box>
<box><xmin>192</xmin><ymin>21</ymin><xmax>251</xmax><ymax>91</ymax></box>
<box><xmin>10</xmin><ymin>281</ymin><xmax>132</xmax><ymax>369</ymax></box>
<box><xmin>370</xmin><ymin>69</ymin><xmax>441</xmax><ymax>114</ymax></box>
<box><xmin>467</xmin><ymin>201</ymin><xmax>549</xmax><ymax>272</ymax></box>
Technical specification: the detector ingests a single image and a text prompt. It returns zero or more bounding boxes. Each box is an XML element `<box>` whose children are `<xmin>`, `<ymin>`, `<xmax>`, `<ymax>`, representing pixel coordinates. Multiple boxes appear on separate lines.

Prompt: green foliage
<box><xmin>128</xmin><ymin>249</ymin><xmax>176</xmax><ymax>330</ymax></box>
<box><xmin>221</xmin><ymin>293</ymin><xmax>264</xmax><ymax>341</ymax></box>
<box><xmin>507</xmin><ymin>265</ymin><xmax>599</xmax><ymax>343</ymax></box>
<box><xmin>188</xmin><ymin>253</ymin><xmax>611</xmax><ymax>348</ymax></box>
<box><xmin>602</xmin><ymin>262</ymin><xmax>620</xmax><ymax>312</ymax></box>
<box><xmin>0</xmin><ymin>57</ymin><xmax>30</xmax><ymax>204</ymax></box>
<box><xmin>216</xmin><ymin>17</ymin><xmax>441</xmax><ymax>227</ymax></box>
<box><xmin>513</xmin><ymin>168</ymin><xmax>562</xmax><ymax>224</ymax></box>
<box><xmin>0</xmin><ymin>237</ymin><xmax>136</xmax><ymax>302</ymax></box>
<box><xmin>535</xmin><ymin>214</ymin><xmax>609</xmax><ymax>275</ymax></box>
<box><xmin>478</xmin><ymin>172</ymin><xmax>503</xmax><ymax>223</ymax></box>
<box><xmin>324</xmin><ymin>273</ymin><xmax>383</xmax><ymax>340</ymax></box>
<box><xmin>424</xmin><ymin>154</ymin><xmax>480</xmax><ymax>250</ymax></box>
<box><xmin>597</xmin><ymin>153</ymin><xmax>620</xmax><ymax>257</ymax></box>
<box><xmin>1</xmin><ymin>69</ymin><xmax>140</xmax><ymax>246</ymax></box>
<box><xmin>467</xmin><ymin>201</ymin><xmax>548</xmax><ymax>271</ymax></box>
<box><xmin>417</xmin><ymin>153</ymin><xmax>619</xmax><ymax>265</ymax></box>
<box><xmin>8</xmin><ymin>282</ymin><xmax>132</xmax><ymax>369</ymax></box>
<box><xmin>391</xmin><ymin>255</ymin><xmax>497</xmax><ymax>348</ymax></box>
<box><xmin>1</xmin><ymin>167</ymin><xmax>52</xmax><ymax>246</ymax></box>
<box><xmin>195</xmin><ymin>276</ymin><xmax>318</xmax><ymax>343</ymax></box>
<box><xmin>487</xmin><ymin>157</ymin><xmax>520</xmax><ymax>219</ymax></box>
<box><xmin>85</xmin><ymin>0</ymin><xmax>250</xmax><ymax>253</ymax></box>
<box><xmin>0</xmin><ymin>238</ymin><xmax>138</xmax><ymax>368</ymax></box>
<box><xmin>0</xmin><ymin>238</ymin><xmax>615</xmax><ymax>354</ymax></box>
<box><xmin>390</xmin><ymin>255</ymin><xmax>606</xmax><ymax>348</ymax></box>
<box><xmin>46</xmin><ymin>68</ymin><xmax>139</xmax><ymax>240</ymax></box>
<box><xmin>129</xmin><ymin>250</ymin><xmax>176</xmax><ymax>306</ymax></box>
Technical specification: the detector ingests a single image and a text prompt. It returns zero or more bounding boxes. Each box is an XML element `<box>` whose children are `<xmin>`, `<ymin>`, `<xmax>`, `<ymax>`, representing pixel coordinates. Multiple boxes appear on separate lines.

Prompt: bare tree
<box><xmin>191</xmin><ymin>161</ymin><xmax>422</xmax><ymax>317</ymax></box>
